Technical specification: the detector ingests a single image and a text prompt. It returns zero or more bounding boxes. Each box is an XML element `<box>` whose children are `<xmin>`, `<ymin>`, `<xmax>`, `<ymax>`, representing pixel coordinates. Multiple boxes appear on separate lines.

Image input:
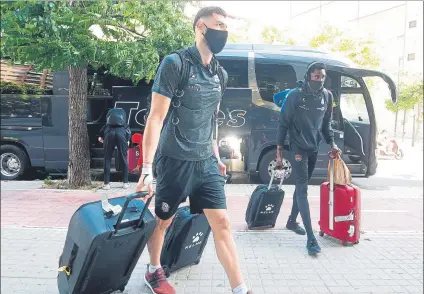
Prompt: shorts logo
<box><xmin>295</xmin><ymin>154</ymin><xmax>302</xmax><ymax>162</ymax></box>
<box><xmin>161</xmin><ymin>202</ymin><xmax>170</xmax><ymax>213</ymax></box>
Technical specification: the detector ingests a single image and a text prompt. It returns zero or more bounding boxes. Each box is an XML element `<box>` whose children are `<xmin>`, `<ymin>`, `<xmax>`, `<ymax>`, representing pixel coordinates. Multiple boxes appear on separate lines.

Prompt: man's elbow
<box><xmin>146</xmin><ymin>111</ymin><xmax>166</xmax><ymax>128</ymax></box>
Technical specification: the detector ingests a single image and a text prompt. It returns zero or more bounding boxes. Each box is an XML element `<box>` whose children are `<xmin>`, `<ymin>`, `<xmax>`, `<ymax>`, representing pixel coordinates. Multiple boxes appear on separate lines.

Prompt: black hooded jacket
<box><xmin>276</xmin><ymin>81</ymin><xmax>334</xmax><ymax>151</ymax></box>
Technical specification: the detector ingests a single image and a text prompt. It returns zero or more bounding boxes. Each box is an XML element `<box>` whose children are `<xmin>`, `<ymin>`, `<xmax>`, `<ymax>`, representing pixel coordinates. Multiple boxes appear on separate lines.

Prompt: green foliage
<box><xmin>261</xmin><ymin>25</ymin><xmax>296</xmax><ymax>45</ymax></box>
<box><xmin>0</xmin><ymin>81</ymin><xmax>52</xmax><ymax>94</ymax></box>
<box><xmin>228</xmin><ymin>19</ymin><xmax>252</xmax><ymax>43</ymax></box>
<box><xmin>309</xmin><ymin>26</ymin><xmax>342</xmax><ymax>48</ymax></box>
<box><xmin>385</xmin><ymin>80</ymin><xmax>424</xmax><ymax>112</ymax></box>
<box><xmin>1</xmin><ymin>0</ymin><xmax>193</xmax><ymax>83</ymax></box>
<box><xmin>309</xmin><ymin>25</ymin><xmax>379</xmax><ymax>68</ymax></box>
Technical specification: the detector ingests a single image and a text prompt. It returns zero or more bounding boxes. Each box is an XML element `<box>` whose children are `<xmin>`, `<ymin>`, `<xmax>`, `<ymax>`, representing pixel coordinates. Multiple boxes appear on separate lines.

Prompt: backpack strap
<box><xmin>217</xmin><ymin>65</ymin><xmax>227</xmax><ymax>97</ymax></box>
<box><xmin>170</xmin><ymin>49</ymin><xmax>191</xmax><ymax>94</ymax></box>
<box><xmin>213</xmin><ymin>64</ymin><xmax>227</xmax><ymax>142</ymax></box>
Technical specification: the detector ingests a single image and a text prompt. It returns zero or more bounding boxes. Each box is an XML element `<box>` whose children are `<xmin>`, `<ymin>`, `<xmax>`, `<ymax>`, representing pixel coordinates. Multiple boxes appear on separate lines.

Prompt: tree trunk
<box><xmin>67</xmin><ymin>66</ymin><xmax>91</xmax><ymax>188</ymax></box>
<box><xmin>394</xmin><ymin>107</ymin><xmax>399</xmax><ymax>138</ymax></box>
<box><xmin>414</xmin><ymin>101</ymin><xmax>423</xmax><ymax>145</ymax></box>
<box><xmin>402</xmin><ymin>109</ymin><xmax>407</xmax><ymax>142</ymax></box>
<box><xmin>412</xmin><ymin>105</ymin><xmax>416</xmax><ymax>147</ymax></box>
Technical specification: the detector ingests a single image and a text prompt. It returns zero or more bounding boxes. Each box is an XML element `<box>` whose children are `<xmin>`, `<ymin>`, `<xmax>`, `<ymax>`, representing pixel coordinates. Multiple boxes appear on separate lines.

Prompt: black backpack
<box><xmin>145</xmin><ymin>49</ymin><xmax>227</xmax><ymax>126</ymax></box>
<box><xmin>106</xmin><ymin>108</ymin><xmax>127</xmax><ymax>127</ymax></box>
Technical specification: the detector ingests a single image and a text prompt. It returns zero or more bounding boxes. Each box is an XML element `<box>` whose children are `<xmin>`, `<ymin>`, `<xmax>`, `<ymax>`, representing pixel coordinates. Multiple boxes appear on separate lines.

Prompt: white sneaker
<box><xmin>123</xmin><ymin>183</ymin><xmax>130</xmax><ymax>189</ymax></box>
<box><xmin>103</xmin><ymin>184</ymin><xmax>111</xmax><ymax>190</ymax></box>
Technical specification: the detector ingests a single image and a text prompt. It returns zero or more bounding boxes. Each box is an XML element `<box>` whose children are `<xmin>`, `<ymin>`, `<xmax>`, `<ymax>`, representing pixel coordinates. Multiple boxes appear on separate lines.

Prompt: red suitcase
<box><xmin>318</xmin><ymin>153</ymin><xmax>361</xmax><ymax>246</ymax></box>
<box><xmin>128</xmin><ymin>147</ymin><xmax>140</xmax><ymax>172</ymax></box>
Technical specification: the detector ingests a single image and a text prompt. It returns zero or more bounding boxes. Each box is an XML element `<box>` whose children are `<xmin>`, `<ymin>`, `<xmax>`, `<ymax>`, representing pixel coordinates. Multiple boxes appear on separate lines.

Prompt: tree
<box><xmin>1</xmin><ymin>0</ymin><xmax>193</xmax><ymax>188</ymax></box>
<box><xmin>309</xmin><ymin>25</ymin><xmax>380</xmax><ymax>68</ymax></box>
<box><xmin>385</xmin><ymin>80</ymin><xmax>424</xmax><ymax>143</ymax></box>
<box><xmin>227</xmin><ymin>19</ymin><xmax>253</xmax><ymax>43</ymax></box>
<box><xmin>261</xmin><ymin>25</ymin><xmax>295</xmax><ymax>45</ymax></box>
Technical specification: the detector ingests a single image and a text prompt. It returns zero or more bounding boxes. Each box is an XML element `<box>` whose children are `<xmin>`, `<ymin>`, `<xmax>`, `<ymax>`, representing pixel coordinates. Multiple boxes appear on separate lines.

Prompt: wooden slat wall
<box><xmin>0</xmin><ymin>60</ymin><xmax>53</xmax><ymax>89</ymax></box>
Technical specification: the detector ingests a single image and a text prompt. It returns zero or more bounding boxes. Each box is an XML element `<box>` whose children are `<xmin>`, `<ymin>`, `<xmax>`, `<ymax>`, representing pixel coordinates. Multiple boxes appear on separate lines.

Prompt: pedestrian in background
<box><xmin>98</xmin><ymin>108</ymin><xmax>131</xmax><ymax>190</ymax></box>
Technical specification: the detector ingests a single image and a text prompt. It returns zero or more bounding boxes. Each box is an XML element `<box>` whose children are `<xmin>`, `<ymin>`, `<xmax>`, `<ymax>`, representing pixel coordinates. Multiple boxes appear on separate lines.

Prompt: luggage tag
<box><xmin>101</xmin><ymin>194</ymin><xmax>122</xmax><ymax>217</ymax></box>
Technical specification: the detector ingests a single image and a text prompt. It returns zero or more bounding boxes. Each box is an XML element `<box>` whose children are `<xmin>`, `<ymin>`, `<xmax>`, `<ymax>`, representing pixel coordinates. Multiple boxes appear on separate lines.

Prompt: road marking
<box><xmin>362</xmin><ymin>209</ymin><xmax>409</xmax><ymax>213</ymax></box>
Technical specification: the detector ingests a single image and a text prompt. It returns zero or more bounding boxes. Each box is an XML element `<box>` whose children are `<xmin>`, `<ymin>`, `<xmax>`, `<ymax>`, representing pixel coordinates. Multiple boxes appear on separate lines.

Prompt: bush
<box><xmin>0</xmin><ymin>81</ymin><xmax>25</xmax><ymax>94</ymax></box>
<box><xmin>0</xmin><ymin>81</ymin><xmax>52</xmax><ymax>95</ymax></box>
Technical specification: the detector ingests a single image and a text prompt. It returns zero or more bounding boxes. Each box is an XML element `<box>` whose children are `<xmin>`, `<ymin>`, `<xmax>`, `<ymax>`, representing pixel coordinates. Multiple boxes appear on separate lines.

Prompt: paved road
<box><xmin>1</xmin><ymin>147</ymin><xmax>422</xmax><ymax>294</ymax></box>
<box><xmin>1</xmin><ymin>184</ymin><xmax>423</xmax><ymax>232</ymax></box>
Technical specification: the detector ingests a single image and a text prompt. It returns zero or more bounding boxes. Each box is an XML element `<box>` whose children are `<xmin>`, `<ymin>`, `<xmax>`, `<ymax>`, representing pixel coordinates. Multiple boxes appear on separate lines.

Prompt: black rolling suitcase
<box><xmin>160</xmin><ymin>206</ymin><xmax>211</xmax><ymax>277</ymax></box>
<box><xmin>57</xmin><ymin>192</ymin><xmax>155</xmax><ymax>294</ymax></box>
<box><xmin>245</xmin><ymin>170</ymin><xmax>285</xmax><ymax>229</ymax></box>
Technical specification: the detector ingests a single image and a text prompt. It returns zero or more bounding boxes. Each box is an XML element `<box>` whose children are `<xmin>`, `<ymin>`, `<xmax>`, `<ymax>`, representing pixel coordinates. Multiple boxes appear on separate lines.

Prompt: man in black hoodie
<box><xmin>276</xmin><ymin>62</ymin><xmax>339</xmax><ymax>255</ymax></box>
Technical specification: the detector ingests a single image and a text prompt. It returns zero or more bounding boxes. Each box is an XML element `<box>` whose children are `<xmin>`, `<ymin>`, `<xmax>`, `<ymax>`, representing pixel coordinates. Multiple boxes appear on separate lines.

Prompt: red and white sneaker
<box><xmin>144</xmin><ymin>265</ymin><xmax>176</xmax><ymax>294</ymax></box>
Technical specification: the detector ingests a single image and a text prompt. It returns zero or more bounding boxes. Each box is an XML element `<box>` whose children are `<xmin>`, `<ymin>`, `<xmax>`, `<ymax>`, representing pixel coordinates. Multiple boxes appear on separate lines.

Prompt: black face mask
<box><xmin>309</xmin><ymin>80</ymin><xmax>324</xmax><ymax>93</ymax></box>
<box><xmin>203</xmin><ymin>24</ymin><xmax>228</xmax><ymax>54</ymax></box>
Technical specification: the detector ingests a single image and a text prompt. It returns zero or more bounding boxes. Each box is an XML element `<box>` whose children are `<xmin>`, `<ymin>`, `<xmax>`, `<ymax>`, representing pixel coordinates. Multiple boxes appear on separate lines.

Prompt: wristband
<box><xmin>141</xmin><ymin>167</ymin><xmax>153</xmax><ymax>175</ymax></box>
<box><xmin>141</xmin><ymin>173</ymin><xmax>153</xmax><ymax>185</ymax></box>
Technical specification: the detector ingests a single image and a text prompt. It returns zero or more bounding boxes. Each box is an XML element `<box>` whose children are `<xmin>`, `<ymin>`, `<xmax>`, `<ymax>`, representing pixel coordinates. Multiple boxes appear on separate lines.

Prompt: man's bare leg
<box><xmin>203</xmin><ymin>208</ymin><xmax>244</xmax><ymax>289</ymax></box>
<box><xmin>147</xmin><ymin>216</ymin><xmax>174</xmax><ymax>265</ymax></box>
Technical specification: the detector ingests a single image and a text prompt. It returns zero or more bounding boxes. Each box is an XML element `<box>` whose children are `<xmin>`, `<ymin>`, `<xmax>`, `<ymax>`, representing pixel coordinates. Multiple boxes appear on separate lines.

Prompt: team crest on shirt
<box><xmin>161</xmin><ymin>202</ymin><xmax>170</xmax><ymax>213</ymax></box>
<box><xmin>295</xmin><ymin>154</ymin><xmax>302</xmax><ymax>162</ymax></box>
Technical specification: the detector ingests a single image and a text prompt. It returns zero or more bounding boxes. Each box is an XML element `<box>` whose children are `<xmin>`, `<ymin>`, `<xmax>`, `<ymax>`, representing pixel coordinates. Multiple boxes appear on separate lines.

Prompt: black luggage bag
<box><xmin>245</xmin><ymin>170</ymin><xmax>285</xmax><ymax>229</ymax></box>
<box><xmin>160</xmin><ymin>206</ymin><xmax>211</xmax><ymax>277</ymax></box>
<box><xmin>57</xmin><ymin>193</ymin><xmax>155</xmax><ymax>294</ymax></box>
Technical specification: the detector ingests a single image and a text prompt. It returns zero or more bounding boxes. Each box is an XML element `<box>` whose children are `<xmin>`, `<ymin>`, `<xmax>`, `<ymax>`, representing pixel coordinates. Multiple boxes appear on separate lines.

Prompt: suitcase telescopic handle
<box><xmin>268</xmin><ymin>166</ymin><xmax>287</xmax><ymax>190</ymax></box>
<box><xmin>114</xmin><ymin>192</ymin><xmax>153</xmax><ymax>233</ymax></box>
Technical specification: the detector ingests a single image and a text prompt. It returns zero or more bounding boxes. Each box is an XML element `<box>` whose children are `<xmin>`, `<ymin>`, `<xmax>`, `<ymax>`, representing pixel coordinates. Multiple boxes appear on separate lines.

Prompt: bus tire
<box><xmin>1</xmin><ymin>144</ymin><xmax>29</xmax><ymax>180</ymax></box>
<box><xmin>258</xmin><ymin>149</ymin><xmax>295</xmax><ymax>185</ymax></box>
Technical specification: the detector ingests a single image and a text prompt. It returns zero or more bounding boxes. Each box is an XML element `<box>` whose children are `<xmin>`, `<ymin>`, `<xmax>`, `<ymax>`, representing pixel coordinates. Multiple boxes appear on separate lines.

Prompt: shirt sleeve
<box><xmin>322</xmin><ymin>90</ymin><xmax>335</xmax><ymax>145</ymax></box>
<box><xmin>151</xmin><ymin>53</ymin><xmax>182</xmax><ymax>99</ymax></box>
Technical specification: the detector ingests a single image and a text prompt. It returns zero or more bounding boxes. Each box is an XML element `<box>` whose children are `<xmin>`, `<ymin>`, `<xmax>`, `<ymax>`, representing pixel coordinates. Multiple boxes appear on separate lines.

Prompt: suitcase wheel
<box><xmin>194</xmin><ymin>259</ymin><xmax>200</xmax><ymax>265</ymax></box>
<box><xmin>119</xmin><ymin>287</ymin><xmax>125</xmax><ymax>292</ymax></box>
<box><xmin>342</xmin><ymin>240</ymin><xmax>347</xmax><ymax>246</ymax></box>
<box><xmin>319</xmin><ymin>231</ymin><xmax>324</xmax><ymax>237</ymax></box>
<box><xmin>354</xmin><ymin>240</ymin><xmax>359</xmax><ymax>245</ymax></box>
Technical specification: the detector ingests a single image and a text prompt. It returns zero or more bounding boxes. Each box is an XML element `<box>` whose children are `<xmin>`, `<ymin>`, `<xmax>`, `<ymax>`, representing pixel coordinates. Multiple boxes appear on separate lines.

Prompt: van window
<box><xmin>339</xmin><ymin>93</ymin><xmax>369</xmax><ymax>123</ymax></box>
<box><xmin>341</xmin><ymin>76</ymin><xmax>361</xmax><ymax>88</ymax></box>
<box><xmin>255</xmin><ymin>63</ymin><xmax>297</xmax><ymax>102</ymax></box>
<box><xmin>218</xmin><ymin>59</ymin><xmax>249</xmax><ymax>88</ymax></box>
<box><xmin>0</xmin><ymin>96</ymin><xmax>41</xmax><ymax>119</ymax></box>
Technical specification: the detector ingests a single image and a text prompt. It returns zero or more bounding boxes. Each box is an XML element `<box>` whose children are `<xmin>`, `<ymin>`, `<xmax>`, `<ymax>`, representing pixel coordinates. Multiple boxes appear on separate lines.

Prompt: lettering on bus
<box><xmin>115</xmin><ymin>101</ymin><xmax>246</xmax><ymax>128</ymax></box>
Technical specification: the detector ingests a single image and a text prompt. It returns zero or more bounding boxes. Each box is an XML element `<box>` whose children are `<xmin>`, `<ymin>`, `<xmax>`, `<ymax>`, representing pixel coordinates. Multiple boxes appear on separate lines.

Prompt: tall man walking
<box><xmin>276</xmin><ymin>62</ymin><xmax>340</xmax><ymax>255</ymax></box>
<box><xmin>136</xmin><ymin>6</ymin><xmax>252</xmax><ymax>294</ymax></box>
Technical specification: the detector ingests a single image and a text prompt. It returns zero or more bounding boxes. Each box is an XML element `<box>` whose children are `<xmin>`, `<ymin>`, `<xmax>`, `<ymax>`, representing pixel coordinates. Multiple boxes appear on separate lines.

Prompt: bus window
<box><xmin>340</xmin><ymin>93</ymin><xmax>369</xmax><ymax>123</ymax></box>
<box><xmin>217</xmin><ymin>59</ymin><xmax>249</xmax><ymax>88</ymax></box>
<box><xmin>255</xmin><ymin>63</ymin><xmax>297</xmax><ymax>103</ymax></box>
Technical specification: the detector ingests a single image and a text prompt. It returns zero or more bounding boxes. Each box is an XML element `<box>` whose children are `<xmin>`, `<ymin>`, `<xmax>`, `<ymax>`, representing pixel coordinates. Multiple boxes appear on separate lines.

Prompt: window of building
<box><xmin>255</xmin><ymin>63</ymin><xmax>297</xmax><ymax>103</ymax></box>
<box><xmin>409</xmin><ymin>20</ymin><xmax>417</xmax><ymax>28</ymax></box>
<box><xmin>408</xmin><ymin>53</ymin><xmax>416</xmax><ymax>61</ymax></box>
<box><xmin>217</xmin><ymin>59</ymin><xmax>249</xmax><ymax>88</ymax></box>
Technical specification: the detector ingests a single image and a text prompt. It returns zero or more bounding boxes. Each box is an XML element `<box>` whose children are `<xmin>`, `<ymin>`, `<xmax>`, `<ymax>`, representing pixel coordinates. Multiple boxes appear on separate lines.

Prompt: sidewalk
<box><xmin>1</xmin><ymin>227</ymin><xmax>423</xmax><ymax>294</ymax></box>
<box><xmin>1</xmin><ymin>182</ymin><xmax>423</xmax><ymax>293</ymax></box>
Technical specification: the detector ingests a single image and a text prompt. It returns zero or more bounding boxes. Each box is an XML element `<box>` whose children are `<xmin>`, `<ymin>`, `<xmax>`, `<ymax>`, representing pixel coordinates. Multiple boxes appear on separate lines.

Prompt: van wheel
<box><xmin>1</xmin><ymin>145</ymin><xmax>29</xmax><ymax>180</ymax></box>
<box><xmin>258</xmin><ymin>149</ymin><xmax>294</xmax><ymax>185</ymax></box>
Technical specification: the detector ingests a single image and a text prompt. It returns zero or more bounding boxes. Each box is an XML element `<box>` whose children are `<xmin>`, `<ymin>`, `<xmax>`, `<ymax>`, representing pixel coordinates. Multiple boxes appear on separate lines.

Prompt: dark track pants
<box><xmin>289</xmin><ymin>144</ymin><xmax>318</xmax><ymax>241</ymax></box>
<box><xmin>104</xmin><ymin>128</ymin><xmax>128</xmax><ymax>184</ymax></box>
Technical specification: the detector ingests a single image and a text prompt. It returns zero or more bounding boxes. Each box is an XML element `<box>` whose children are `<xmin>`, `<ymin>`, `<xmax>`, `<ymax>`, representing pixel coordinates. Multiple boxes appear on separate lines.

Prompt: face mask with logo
<box><xmin>202</xmin><ymin>24</ymin><xmax>228</xmax><ymax>54</ymax></box>
<box><xmin>309</xmin><ymin>80</ymin><xmax>324</xmax><ymax>93</ymax></box>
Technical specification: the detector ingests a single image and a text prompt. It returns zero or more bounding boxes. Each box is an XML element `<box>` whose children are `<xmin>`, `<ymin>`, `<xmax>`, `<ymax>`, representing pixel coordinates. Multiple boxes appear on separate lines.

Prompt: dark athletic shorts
<box><xmin>154</xmin><ymin>155</ymin><xmax>227</xmax><ymax>220</ymax></box>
